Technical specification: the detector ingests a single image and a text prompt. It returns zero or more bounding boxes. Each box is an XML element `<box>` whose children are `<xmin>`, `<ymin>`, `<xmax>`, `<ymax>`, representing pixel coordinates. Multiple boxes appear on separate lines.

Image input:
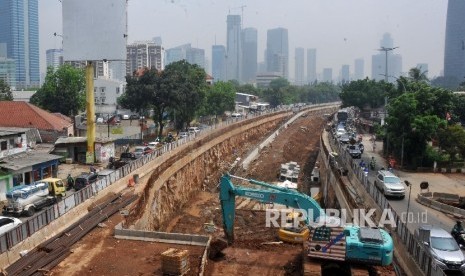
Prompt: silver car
<box><xmin>416</xmin><ymin>225</ymin><xmax>465</xmax><ymax>272</ymax></box>
<box><xmin>374</xmin><ymin>170</ymin><xmax>405</xmax><ymax>198</ymax></box>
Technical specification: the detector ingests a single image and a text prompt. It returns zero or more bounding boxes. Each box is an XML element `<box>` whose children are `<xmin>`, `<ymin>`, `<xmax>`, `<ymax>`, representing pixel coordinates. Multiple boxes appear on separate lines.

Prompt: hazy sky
<box><xmin>39</xmin><ymin>0</ymin><xmax>448</xmax><ymax>80</ymax></box>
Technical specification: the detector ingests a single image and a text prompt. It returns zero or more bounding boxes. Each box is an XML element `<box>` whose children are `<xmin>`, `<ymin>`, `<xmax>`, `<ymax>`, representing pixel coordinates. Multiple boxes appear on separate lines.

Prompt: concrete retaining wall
<box><xmin>0</xmin><ymin>104</ymin><xmax>338</xmax><ymax>270</ymax></box>
<box><xmin>114</xmin><ymin>223</ymin><xmax>210</xmax><ymax>246</ymax></box>
<box><xmin>417</xmin><ymin>193</ymin><xmax>465</xmax><ymax>218</ymax></box>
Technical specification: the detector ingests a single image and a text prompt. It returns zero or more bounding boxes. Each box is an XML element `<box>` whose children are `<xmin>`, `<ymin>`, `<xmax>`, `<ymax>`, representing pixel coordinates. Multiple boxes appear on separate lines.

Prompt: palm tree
<box><xmin>408</xmin><ymin>67</ymin><xmax>429</xmax><ymax>83</ymax></box>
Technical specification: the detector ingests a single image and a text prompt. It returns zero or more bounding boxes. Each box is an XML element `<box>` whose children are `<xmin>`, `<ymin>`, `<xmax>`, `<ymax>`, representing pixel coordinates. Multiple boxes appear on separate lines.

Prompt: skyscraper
<box><xmin>371</xmin><ymin>33</ymin><xmax>402</xmax><ymax>82</ymax></box>
<box><xmin>0</xmin><ymin>0</ymin><xmax>39</xmax><ymax>88</ymax></box>
<box><xmin>266</xmin><ymin>28</ymin><xmax>289</xmax><ymax>78</ymax></box>
<box><xmin>323</xmin><ymin>68</ymin><xmax>332</xmax><ymax>83</ymax></box>
<box><xmin>307</xmin><ymin>49</ymin><xmax>317</xmax><ymax>84</ymax></box>
<box><xmin>226</xmin><ymin>14</ymin><xmax>242</xmax><ymax>81</ymax></box>
<box><xmin>186</xmin><ymin>47</ymin><xmax>205</xmax><ymax>69</ymax></box>
<box><xmin>46</xmin><ymin>49</ymin><xmax>63</xmax><ymax>70</ymax></box>
<box><xmin>241</xmin><ymin>27</ymin><xmax>257</xmax><ymax>83</ymax></box>
<box><xmin>444</xmin><ymin>0</ymin><xmax>465</xmax><ymax>86</ymax></box>
<box><xmin>212</xmin><ymin>45</ymin><xmax>226</xmax><ymax>82</ymax></box>
<box><xmin>341</xmin><ymin>65</ymin><xmax>350</xmax><ymax>84</ymax></box>
<box><xmin>294</xmin><ymin>47</ymin><xmax>305</xmax><ymax>85</ymax></box>
<box><xmin>354</xmin><ymin>58</ymin><xmax>364</xmax><ymax>80</ymax></box>
<box><xmin>165</xmin><ymin>44</ymin><xmax>191</xmax><ymax>66</ymax></box>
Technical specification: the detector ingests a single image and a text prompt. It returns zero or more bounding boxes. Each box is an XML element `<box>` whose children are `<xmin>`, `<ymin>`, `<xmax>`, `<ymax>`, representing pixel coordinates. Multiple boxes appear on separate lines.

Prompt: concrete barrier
<box><xmin>417</xmin><ymin>193</ymin><xmax>465</xmax><ymax>218</ymax></box>
<box><xmin>114</xmin><ymin>223</ymin><xmax>210</xmax><ymax>246</ymax></box>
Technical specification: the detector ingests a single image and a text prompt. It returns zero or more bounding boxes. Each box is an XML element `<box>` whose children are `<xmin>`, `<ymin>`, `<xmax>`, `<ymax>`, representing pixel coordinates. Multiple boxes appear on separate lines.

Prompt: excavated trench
<box><xmin>124</xmin><ymin>114</ymin><xmax>288</xmax><ymax>230</ymax></box>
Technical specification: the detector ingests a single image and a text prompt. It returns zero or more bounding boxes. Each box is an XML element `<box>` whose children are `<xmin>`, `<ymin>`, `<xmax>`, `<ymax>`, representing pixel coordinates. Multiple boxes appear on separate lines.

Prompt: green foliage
<box><xmin>164</xmin><ymin>60</ymin><xmax>207</xmax><ymax>129</ymax></box>
<box><xmin>437</xmin><ymin>124</ymin><xmax>465</xmax><ymax>163</ymax></box>
<box><xmin>339</xmin><ymin>79</ymin><xmax>391</xmax><ymax>110</ymax></box>
<box><xmin>408</xmin><ymin>67</ymin><xmax>429</xmax><ymax>83</ymax></box>
<box><xmin>30</xmin><ymin>65</ymin><xmax>85</xmax><ymax>116</ymax></box>
<box><xmin>0</xmin><ymin>79</ymin><xmax>13</xmax><ymax>101</ymax></box>
<box><xmin>205</xmin><ymin>81</ymin><xmax>236</xmax><ymax>117</ymax></box>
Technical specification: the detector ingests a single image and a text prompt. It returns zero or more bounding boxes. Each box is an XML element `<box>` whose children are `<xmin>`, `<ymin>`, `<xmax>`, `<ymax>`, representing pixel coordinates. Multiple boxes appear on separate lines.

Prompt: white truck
<box><xmin>3</xmin><ymin>180</ymin><xmax>65</xmax><ymax>217</ymax></box>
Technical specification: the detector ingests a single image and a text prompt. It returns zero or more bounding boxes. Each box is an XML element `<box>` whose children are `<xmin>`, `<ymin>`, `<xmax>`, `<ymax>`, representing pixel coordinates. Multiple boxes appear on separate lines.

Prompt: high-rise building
<box><xmin>126</xmin><ymin>42</ymin><xmax>164</xmax><ymax>76</ymax></box>
<box><xmin>266</xmin><ymin>28</ymin><xmax>289</xmax><ymax>78</ymax></box>
<box><xmin>0</xmin><ymin>0</ymin><xmax>39</xmax><ymax>88</ymax></box>
<box><xmin>371</xmin><ymin>33</ymin><xmax>402</xmax><ymax>82</ymax></box>
<box><xmin>186</xmin><ymin>47</ymin><xmax>205</xmax><ymax>69</ymax></box>
<box><xmin>212</xmin><ymin>45</ymin><xmax>226</xmax><ymax>82</ymax></box>
<box><xmin>354</xmin><ymin>58</ymin><xmax>364</xmax><ymax>80</ymax></box>
<box><xmin>241</xmin><ymin>28</ymin><xmax>257</xmax><ymax>83</ymax></box>
<box><xmin>322</xmin><ymin>68</ymin><xmax>332</xmax><ymax>83</ymax></box>
<box><xmin>46</xmin><ymin>49</ymin><xmax>63</xmax><ymax>70</ymax></box>
<box><xmin>295</xmin><ymin>47</ymin><xmax>305</xmax><ymax>86</ymax></box>
<box><xmin>226</xmin><ymin>14</ymin><xmax>242</xmax><ymax>81</ymax></box>
<box><xmin>444</xmin><ymin>0</ymin><xmax>465</xmax><ymax>86</ymax></box>
<box><xmin>341</xmin><ymin>65</ymin><xmax>350</xmax><ymax>84</ymax></box>
<box><xmin>307</xmin><ymin>49</ymin><xmax>317</xmax><ymax>84</ymax></box>
<box><xmin>164</xmin><ymin>44</ymin><xmax>205</xmax><ymax>69</ymax></box>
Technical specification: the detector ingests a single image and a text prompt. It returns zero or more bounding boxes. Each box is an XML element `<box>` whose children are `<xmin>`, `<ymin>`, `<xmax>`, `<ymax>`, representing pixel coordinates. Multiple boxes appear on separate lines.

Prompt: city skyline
<box><xmin>38</xmin><ymin>0</ymin><xmax>448</xmax><ymax>83</ymax></box>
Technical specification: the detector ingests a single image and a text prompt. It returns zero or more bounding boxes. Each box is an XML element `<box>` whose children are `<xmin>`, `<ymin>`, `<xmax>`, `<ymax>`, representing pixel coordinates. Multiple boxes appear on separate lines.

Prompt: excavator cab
<box><xmin>278</xmin><ymin>211</ymin><xmax>310</xmax><ymax>243</ymax></box>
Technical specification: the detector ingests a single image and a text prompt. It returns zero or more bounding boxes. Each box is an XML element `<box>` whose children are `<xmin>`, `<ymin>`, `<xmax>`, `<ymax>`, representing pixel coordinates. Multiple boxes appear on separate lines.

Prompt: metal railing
<box><xmin>327</xmin><ymin>132</ymin><xmax>447</xmax><ymax>276</ymax></box>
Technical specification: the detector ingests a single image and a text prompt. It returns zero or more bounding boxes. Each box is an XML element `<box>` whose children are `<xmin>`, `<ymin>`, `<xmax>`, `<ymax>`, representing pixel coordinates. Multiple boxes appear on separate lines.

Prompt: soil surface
<box><xmin>50</xmin><ymin>114</ymin><xmax>392</xmax><ymax>275</ymax></box>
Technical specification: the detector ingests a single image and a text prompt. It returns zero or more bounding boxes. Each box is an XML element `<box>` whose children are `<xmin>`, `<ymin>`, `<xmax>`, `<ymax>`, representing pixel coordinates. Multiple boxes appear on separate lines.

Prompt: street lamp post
<box><xmin>404</xmin><ymin>180</ymin><xmax>413</xmax><ymax>229</ymax></box>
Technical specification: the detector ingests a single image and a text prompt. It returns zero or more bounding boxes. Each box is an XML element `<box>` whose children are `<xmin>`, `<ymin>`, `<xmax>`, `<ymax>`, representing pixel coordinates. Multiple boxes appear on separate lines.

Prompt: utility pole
<box><xmin>377</xmin><ymin>46</ymin><xmax>398</xmax><ymax>156</ymax></box>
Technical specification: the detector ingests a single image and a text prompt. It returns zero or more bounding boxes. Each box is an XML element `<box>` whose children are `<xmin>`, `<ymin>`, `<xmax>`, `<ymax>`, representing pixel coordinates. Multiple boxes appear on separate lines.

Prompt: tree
<box><xmin>30</xmin><ymin>65</ymin><xmax>85</xmax><ymax>117</ymax></box>
<box><xmin>163</xmin><ymin>60</ymin><xmax>207</xmax><ymax>129</ymax></box>
<box><xmin>437</xmin><ymin>124</ymin><xmax>465</xmax><ymax>164</ymax></box>
<box><xmin>408</xmin><ymin>67</ymin><xmax>429</xmax><ymax>82</ymax></box>
<box><xmin>0</xmin><ymin>79</ymin><xmax>13</xmax><ymax>101</ymax></box>
<box><xmin>204</xmin><ymin>81</ymin><xmax>236</xmax><ymax>119</ymax></box>
<box><xmin>339</xmin><ymin>79</ymin><xmax>391</xmax><ymax>109</ymax></box>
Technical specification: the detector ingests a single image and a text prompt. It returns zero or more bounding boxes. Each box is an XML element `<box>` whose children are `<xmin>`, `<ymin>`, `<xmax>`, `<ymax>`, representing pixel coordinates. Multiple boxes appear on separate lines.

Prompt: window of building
<box><xmin>0</xmin><ymin>141</ymin><xmax>6</xmax><ymax>150</ymax></box>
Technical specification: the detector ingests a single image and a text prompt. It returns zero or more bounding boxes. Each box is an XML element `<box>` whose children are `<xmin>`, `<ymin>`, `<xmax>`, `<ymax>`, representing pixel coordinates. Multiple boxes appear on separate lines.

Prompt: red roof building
<box><xmin>0</xmin><ymin>101</ymin><xmax>73</xmax><ymax>142</ymax></box>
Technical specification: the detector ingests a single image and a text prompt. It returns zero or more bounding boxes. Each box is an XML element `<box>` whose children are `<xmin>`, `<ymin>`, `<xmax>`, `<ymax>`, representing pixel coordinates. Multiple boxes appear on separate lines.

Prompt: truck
<box><xmin>3</xmin><ymin>179</ymin><xmax>66</xmax><ymax>217</ymax></box>
<box><xmin>219</xmin><ymin>173</ymin><xmax>393</xmax><ymax>266</ymax></box>
<box><xmin>108</xmin><ymin>152</ymin><xmax>137</xmax><ymax>169</ymax></box>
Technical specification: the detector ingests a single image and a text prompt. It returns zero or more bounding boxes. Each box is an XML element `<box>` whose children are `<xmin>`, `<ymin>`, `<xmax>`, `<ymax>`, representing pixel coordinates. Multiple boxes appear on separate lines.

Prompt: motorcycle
<box><xmin>369</xmin><ymin>159</ymin><xmax>376</xmax><ymax>170</ymax></box>
<box><xmin>452</xmin><ymin>230</ymin><xmax>465</xmax><ymax>248</ymax></box>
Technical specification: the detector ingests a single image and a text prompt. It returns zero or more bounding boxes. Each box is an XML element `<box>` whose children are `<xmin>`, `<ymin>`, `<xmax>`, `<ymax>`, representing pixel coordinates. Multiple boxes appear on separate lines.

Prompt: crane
<box><xmin>229</xmin><ymin>5</ymin><xmax>247</xmax><ymax>26</ymax></box>
<box><xmin>219</xmin><ymin>173</ymin><xmax>394</xmax><ymax>266</ymax></box>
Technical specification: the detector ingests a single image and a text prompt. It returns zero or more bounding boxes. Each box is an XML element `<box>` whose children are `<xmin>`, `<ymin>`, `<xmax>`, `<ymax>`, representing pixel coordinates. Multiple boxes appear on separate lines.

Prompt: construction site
<box><xmin>3</xmin><ymin>107</ymin><xmax>397</xmax><ymax>276</ymax></box>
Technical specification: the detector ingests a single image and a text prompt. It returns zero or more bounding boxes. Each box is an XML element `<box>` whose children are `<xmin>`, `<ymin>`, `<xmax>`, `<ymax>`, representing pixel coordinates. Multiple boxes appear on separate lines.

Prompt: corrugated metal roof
<box><xmin>0</xmin><ymin>152</ymin><xmax>62</xmax><ymax>171</ymax></box>
<box><xmin>55</xmin><ymin>136</ymin><xmax>113</xmax><ymax>145</ymax></box>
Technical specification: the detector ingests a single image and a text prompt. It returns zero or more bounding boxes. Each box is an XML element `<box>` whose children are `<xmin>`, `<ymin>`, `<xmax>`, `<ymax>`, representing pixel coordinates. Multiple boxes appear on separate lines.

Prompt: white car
<box><xmin>188</xmin><ymin>127</ymin><xmax>200</xmax><ymax>133</ymax></box>
<box><xmin>96</xmin><ymin>117</ymin><xmax>104</xmax><ymax>124</ymax></box>
<box><xmin>122</xmin><ymin>114</ymin><xmax>130</xmax><ymax>120</ymax></box>
<box><xmin>231</xmin><ymin>113</ymin><xmax>243</xmax><ymax>118</ymax></box>
<box><xmin>0</xmin><ymin>216</ymin><xmax>22</xmax><ymax>235</ymax></box>
<box><xmin>178</xmin><ymin>132</ymin><xmax>189</xmax><ymax>139</ymax></box>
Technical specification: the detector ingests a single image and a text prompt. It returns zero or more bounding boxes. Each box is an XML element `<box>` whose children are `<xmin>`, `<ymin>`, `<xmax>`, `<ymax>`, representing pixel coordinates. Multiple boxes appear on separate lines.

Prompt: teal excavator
<box><xmin>219</xmin><ymin>173</ymin><xmax>393</xmax><ymax>266</ymax></box>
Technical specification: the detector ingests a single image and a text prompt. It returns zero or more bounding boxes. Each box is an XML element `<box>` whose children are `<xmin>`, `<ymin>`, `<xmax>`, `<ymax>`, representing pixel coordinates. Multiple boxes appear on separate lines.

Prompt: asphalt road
<box><xmin>358</xmin><ymin>134</ymin><xmax>461</xmax><ymax>234</ymax></box>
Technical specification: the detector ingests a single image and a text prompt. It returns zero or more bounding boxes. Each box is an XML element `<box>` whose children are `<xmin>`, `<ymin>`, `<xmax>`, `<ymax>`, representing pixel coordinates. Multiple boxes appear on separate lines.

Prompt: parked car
<box><xmin>148</xmin><ymin>141</ymin><xmax>159</xmax><ymax>148</ymax></box>
<box><xmin>188</xmin><ymin>126</ymin><xmax>200</xmax><ymax>134</ymax></box>
<box><xmin>178</xmin><ymin>132</ymin><xmax>189</xmax><ymax>139</ymax></box>
<box><xmin>96</xmin><ymin>117</ymin><xmax>104</xmax><ymax>124</ymax></box>
<box><xmin>122</xmin><ymin>114</ymin><xmax>130</xmax><ymax>120</ymax></box>
<box><xmin>133</xmin><ymin>146</ymin><xmax>146</xmax><ymax>158</ymax></box>
<box><xmin>231</xmin><ymin>113</ymin><xmax>243</xmax><ymax>118</ymax></box>
<box><xmin>374</xmin><ymin>170</ymin><xmax>405</xmax><ymax>198</ymax></box>
<box><xmin>74</xmin><ymin>173</ymin><xmax>98</xmax><ymax>191</ymax></box>
<box><xmin>97</xmin><ymin>169</ymin><xmax>115</xmax><ymax>180</ymax></box>
<box><xmin>416</xmin><ymin>225</ymin><xmax>465</xmax><ymax>272</ymax></box>
<box><xmin>0</xmin><ymin>216</ymin><xmax>22</xmax><ymax>235</ymax></box>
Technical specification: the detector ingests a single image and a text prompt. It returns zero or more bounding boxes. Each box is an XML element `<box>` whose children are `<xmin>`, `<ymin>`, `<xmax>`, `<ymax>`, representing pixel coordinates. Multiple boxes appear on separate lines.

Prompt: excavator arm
<box><xmin>220</xmin><ymin>174</ymin><xmax>324</xmax><ymax>243</ymax></box>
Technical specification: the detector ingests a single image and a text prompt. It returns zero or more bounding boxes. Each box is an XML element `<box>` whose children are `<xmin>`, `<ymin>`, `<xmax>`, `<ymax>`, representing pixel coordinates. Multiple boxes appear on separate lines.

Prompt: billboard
<box><xmin>62</xmin><ymin>0</ymin><xmax>127</xmax><ymax>61</ymax></box>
